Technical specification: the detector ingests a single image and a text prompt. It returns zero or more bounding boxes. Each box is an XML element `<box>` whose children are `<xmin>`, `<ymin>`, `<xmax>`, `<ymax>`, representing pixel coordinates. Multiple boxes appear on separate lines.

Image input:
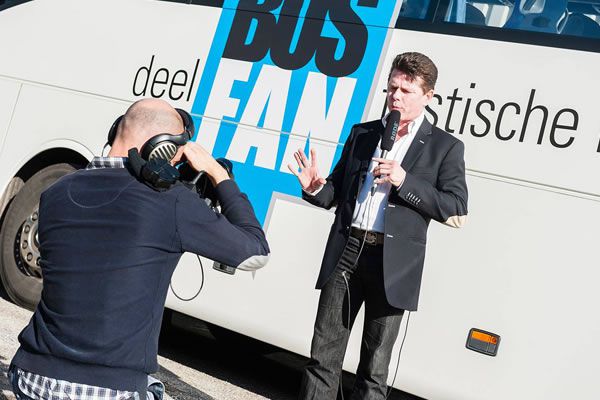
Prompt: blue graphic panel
<box><xmin>192</xmin><ymin>0</ymin><xmax>395</xmax><ymax>223</ymax></box>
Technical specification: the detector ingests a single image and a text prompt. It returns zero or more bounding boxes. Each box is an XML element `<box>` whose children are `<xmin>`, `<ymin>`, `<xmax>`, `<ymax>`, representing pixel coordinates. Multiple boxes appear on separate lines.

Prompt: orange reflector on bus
<box><xmin>466</xmin><ymin>328</ymin><xmax>500</xmax><ymax>356</ymax></box>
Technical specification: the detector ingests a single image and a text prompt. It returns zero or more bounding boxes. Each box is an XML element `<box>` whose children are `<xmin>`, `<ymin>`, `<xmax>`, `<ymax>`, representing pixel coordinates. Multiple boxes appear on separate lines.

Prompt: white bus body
<box><xmin>0</xmin><ymin>1</ymin><xmax>599</xmax><ymax>399</ymax></box>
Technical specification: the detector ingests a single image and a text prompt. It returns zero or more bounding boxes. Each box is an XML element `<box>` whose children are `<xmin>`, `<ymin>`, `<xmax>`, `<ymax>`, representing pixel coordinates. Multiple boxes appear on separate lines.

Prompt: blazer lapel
<box><xmin>401</xmin><ymin>118</ymin><xmax>432</xmax><ymax>172</ymax></box>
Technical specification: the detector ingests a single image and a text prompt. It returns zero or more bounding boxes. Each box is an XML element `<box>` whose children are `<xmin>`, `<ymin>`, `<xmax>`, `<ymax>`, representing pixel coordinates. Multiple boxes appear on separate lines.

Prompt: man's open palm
<box><xmin>287</xmin><ymin>148</ymin><xmax>326</xmax><ymax>193</ymax></box>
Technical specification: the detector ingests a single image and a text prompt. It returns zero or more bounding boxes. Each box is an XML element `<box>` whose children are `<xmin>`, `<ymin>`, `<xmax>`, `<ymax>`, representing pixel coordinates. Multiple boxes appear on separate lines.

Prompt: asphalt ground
<box><xmin>0</xmin><ymin>291</ymin><xmax>421</xmax><ymax>400</ymax></box>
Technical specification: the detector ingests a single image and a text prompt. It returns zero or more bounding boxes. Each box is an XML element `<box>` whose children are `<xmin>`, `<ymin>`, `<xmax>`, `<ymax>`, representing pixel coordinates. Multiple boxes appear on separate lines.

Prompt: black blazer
<box><xmin>303</xmin><ymin>117</ymin><xmax>468</xmax><ymax>311</ymax></box>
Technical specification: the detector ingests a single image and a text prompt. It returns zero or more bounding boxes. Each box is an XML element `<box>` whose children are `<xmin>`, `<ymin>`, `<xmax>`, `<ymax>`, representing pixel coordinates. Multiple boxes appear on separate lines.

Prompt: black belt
<box><xmin>349</xmin><ymin>227</ymin><xmax>384</xmax><ymax>246</ymax></box>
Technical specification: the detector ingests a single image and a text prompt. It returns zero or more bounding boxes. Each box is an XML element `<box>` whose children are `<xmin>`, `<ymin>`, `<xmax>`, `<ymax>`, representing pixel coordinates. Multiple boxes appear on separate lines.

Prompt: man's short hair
<box><xmin>388</xmin><ymin>52</ymin><xmax>438</xmax><ymax>93</ymax></box>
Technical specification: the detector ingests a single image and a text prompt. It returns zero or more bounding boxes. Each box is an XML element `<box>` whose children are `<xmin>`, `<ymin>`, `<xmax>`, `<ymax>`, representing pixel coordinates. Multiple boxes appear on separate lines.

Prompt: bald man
<box><xmin>9</xmin><ymin>99</ymin><xmax>270</xmax><ymax>400</ymax></box>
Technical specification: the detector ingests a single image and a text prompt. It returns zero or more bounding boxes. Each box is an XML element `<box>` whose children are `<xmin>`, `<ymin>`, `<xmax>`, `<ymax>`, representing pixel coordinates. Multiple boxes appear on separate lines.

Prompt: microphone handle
<box><xmin>371</xmin><ymin>150</ymin><xmax>389</xmax><ymax>195</ymax></box>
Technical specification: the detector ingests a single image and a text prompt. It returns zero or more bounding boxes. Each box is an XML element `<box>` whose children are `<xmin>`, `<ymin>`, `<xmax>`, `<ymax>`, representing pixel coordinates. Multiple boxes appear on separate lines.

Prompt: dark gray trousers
<box><xmin>299</xmin><ymin>236</ymin><xmax>404</xmax><ymax>400</ymax></box>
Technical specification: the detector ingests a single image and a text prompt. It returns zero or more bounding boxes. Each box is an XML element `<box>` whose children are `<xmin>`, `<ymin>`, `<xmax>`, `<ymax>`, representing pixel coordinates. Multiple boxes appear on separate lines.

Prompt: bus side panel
<box><xmin>0</xmin><ymin>79</ymin><xmax>21</xmax><ymax>197</ymax></box>
<box><xmin>0</xmin><ymin>84</ymin><xmax>127</xmax><ymax>176</ymax></box>
<box><xmin>0</xmin><ymin>79</ymin><xmax>21</xmax><ymax>151</ymax></box>
<box><xmin>396</xmin><ymin>174</ymin><xmax>600</xmax><ymax>400</ymax></box>
<box><xmin>0</xmin><ymin>0</ymin><xmax>220</xmax><ymax>108</ymax></box>
<box><xmin>0</xmin><ymin>79</ymin><xmax>21</xmax><ymax>166</ymax></box>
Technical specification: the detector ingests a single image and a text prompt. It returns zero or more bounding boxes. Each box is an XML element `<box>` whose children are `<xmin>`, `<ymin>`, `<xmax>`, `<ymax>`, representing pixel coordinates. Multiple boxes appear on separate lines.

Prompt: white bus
<box><xmin>1</xmin><ymin>0</ymin><xmax>599</xmax><ymax>399</ymax></box>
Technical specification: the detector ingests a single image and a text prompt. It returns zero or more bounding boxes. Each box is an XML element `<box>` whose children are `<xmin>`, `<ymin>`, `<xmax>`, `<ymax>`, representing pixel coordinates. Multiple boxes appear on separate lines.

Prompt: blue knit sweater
<box><xmin>11</xmin><ymin>167</ymin><xmax>269</xmax><ymax>395</ymax></box>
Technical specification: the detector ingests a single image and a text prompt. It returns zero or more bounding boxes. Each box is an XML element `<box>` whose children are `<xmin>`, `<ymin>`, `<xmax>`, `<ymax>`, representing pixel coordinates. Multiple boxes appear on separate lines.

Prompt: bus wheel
<box><xmin>0</xmin><ymin>164</ymin><xmax>76</xmax><ymax>310</ymax></box>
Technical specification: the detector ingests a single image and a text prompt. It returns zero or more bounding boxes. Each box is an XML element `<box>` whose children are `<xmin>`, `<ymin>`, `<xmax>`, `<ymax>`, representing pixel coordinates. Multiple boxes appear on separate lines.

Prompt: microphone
<box><xmin>372</xmin><ymin>110</ymin><xmax>400</xmax><ymax>195</ymax></box>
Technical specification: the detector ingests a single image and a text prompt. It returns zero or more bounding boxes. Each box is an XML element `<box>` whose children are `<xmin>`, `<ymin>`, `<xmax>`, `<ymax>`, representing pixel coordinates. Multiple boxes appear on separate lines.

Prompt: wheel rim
<box><xmin>14</xmin><ymin>207</ymin><xmax>42</xmax><ymax>280</ymax></box>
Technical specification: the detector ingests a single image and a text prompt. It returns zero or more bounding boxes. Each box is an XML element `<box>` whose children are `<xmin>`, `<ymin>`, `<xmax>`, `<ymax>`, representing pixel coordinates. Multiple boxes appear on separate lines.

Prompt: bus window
<box><xmin>503</xmin><ymin>0</ymin><xmax>568</xmax><ymax>33</ymax></box>
<box><xmin>442</xmin><ymin>0</ymin><xmax>600</xmax><ymax>38</ymax></box>
<box><xmin>399</xmin><ymin>0</ymin><xmax>433</xmax><ymax>19</ymax></box>
<box><xmin>443</xmin><ymin>0</ymin><xmax>514</xmax><ymax>27</ymax></box>
<box><xmin>560</xmin><ymin>1</ymin><xmax>600</xmax><ymax>38</ymax></box>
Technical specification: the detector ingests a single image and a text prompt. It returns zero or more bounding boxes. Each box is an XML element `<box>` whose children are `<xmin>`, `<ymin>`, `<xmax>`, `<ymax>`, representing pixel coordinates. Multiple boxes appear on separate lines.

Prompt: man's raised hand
<box><xmin>287</xmin><ymin>148</ymin><xmax>327</xmax><ymax>193</ymax></box>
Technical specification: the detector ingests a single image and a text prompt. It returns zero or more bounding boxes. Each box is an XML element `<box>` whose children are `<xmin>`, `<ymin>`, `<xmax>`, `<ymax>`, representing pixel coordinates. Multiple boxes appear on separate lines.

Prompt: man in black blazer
<box><xmin>290</xmin><ymin>52</ymin><xmax>468</xmax><ymax>399</ymax></box>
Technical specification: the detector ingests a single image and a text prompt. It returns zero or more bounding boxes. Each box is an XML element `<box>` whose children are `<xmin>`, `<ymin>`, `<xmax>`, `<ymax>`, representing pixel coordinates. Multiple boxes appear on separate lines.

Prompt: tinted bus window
<box><xmin>399</xmin><ymin>0</ymin><xmax>433</xmax><ymax>19</ymax></box>
<box><xmin>442</xmin><ymin>0</ymin><xmax>600</xmax><ymax>39</ymax></box>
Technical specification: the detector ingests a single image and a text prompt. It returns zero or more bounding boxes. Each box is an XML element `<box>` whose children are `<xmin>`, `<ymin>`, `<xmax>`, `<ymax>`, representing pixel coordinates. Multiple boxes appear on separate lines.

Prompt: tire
<box><xmin>0</xmin><ymin>164</ymin><xmax>77</xmax><ymax>310</ymax></box>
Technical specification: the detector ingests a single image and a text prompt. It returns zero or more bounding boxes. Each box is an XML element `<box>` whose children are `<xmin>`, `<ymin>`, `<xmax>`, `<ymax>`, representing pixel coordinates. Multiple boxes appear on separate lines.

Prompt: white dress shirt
<box><xmin>350</xmin><ymin>112</ymin><xmax>425</xmax><ymax>233</ymax></box>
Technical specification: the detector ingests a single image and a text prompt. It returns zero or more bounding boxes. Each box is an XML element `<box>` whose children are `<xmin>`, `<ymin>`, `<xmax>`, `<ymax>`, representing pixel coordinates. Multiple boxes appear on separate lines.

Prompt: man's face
<box><xmin>386</xmin><ymin>69</ymin><xmax>433</xmax><ymax>123</ymax></box>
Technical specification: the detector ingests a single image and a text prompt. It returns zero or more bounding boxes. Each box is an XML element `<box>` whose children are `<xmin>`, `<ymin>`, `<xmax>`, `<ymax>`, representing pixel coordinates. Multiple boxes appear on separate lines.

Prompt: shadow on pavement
<box><xmin>154</xmin><ymin>365</ymin><xmax>215</xmax><ymax>400</ymax></box>
<box><xmin>159</xmin><ymin>311</ymin><xmax>423</xmax><ymax>400</ymax></box>
<box><xmin>0</xmin><ymin>356</ymin><xmax>13</xmax><ymax>400</ymax></box>
<box><xmin>159</xmin><ymin>312</ymin><xmax>298</xmax><ymax>400</ymax></box>
<box><xmin>0</xmin><ymin>282</ymin><xmax>11</xmax><ymax>303</ymax></box>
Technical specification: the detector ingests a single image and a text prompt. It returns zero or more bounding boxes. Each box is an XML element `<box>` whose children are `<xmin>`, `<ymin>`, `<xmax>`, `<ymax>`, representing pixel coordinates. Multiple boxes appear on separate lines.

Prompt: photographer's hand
<box><xmin>174</xmin><ymin>142</ymin><xmax>230</xmax><ymax>186</ymax></box>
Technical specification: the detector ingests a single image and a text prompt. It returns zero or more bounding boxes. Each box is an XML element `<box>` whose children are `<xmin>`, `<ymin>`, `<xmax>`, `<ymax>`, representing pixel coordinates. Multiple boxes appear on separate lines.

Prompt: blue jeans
<box><xmin>299</xmin><ymin>236</ymin><xmax>404</xmax><ymax>400</ymax></box>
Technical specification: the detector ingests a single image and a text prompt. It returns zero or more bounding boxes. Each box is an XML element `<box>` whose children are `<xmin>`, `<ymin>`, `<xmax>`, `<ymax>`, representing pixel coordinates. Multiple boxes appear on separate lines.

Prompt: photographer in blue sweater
<box><xmin>9</xmin><ymin>99</ymin><xmax>270</xmax><ymax>400</ymax></box>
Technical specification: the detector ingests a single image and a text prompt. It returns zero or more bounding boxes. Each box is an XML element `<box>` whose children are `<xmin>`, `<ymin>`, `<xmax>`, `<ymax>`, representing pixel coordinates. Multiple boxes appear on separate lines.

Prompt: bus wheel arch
<box><xmin>0</xmin><ymin>149</ymin><xmax>88</xmax><ymax>309</ymax></box>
